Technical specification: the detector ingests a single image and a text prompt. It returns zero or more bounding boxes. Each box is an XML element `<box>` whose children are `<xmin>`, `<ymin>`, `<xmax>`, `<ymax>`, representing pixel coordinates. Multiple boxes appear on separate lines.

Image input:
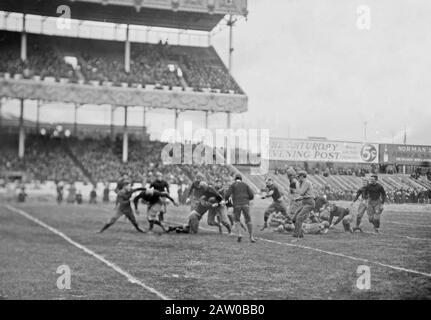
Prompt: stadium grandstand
<box><xmin>0</xmin><ymin>0</ymin><xmax>430</xmax><ymax>204</ymax></box>
<box><xmin>0</xmin><ymin>0</ymin><xmax>249</xmax><ymax>193</ymax></box>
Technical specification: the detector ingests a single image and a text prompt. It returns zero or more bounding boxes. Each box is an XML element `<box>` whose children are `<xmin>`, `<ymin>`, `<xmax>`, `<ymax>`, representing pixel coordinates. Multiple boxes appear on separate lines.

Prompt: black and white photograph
<box><xmin>0</xmin><ymin>0</ymin><xmax>430</xmax><ymax>306</ymax></box>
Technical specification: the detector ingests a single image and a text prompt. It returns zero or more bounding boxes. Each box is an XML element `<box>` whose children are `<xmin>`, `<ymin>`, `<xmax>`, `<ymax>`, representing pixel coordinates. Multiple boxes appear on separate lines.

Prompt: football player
<box><xmin>261</xmin><ymin>177</ymin><xmax>288</xmax><ymax>231</ymax></box>
<box><xmin>99</xmin><ymin>181</ymin><xmax>146</xmax><ymax>233</ymax></box>
<box><xmin>351</xmin><ymin>178</ymin><xmax>369</xmax><ymax>232</ymax></box>
<box><xmin>150</xmin><ymin>172</ymin><xmax>170</xmax><ymax>222</ymax></box>
<box><xmin>327</xmin><ymin>203</ymin><xmax>353</xmax><ymax>233</ymax></box>
<box><xmin>133</xmin><ymin>188</ymin><xmax>178</xmax><ymax>233</ymax></box>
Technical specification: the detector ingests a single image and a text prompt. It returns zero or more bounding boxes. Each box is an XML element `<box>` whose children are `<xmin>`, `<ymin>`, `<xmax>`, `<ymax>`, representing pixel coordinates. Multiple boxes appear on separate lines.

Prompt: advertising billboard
<box><xmin>380</xmin><ymin>144</ymin><xmax>431</xmax><ymax>166</ymax></box>
<box><xmin>269</xmin><ymin>138</ymin><xmax>379</xmax><ymax>164</ymax></box>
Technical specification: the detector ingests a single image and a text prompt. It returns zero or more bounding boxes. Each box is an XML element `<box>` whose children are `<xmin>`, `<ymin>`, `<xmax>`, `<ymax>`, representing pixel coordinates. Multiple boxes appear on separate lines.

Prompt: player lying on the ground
<box><xmin>99</xmin><ymin>181</ymin><xmax>146</xmax><ymax>233</ymax></box>
<box><xmin>327</xmin><ymin>203</ymin><xmax>353</xmax><ymax>233</ymax></box>
<box><xmin>133</xmin><ymin>188</ymin><xmax>178</xmax><ymax>233</ymax></box>
<box><xmin>268</xmin><ymin>212</ymin><xmax>329</xmax><ymax>235</ymax></box>
<box><xmin>166</xmin><ymin>195</ymin><xmax>211</xmax><ymax>234</ymax></box>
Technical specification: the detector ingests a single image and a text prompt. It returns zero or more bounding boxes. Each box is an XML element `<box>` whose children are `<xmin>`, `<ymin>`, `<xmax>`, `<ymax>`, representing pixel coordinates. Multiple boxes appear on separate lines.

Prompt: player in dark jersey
<box><xmin>328</xmin><ymin>203</ymin><xmax>353</xmax><ymax>233</ymax></box>
<box><xmin>115</xmin><ymin>174</ymin><xmax>129</xmax><ymax>194</ymax></box>
<box><xmin>56</xmin><ymin>182</ymin><xmax>64</xmax><ymax>205</ymax></box>
<box><xmin>364</xmin><ymin>174</ymin><xmax>386</xmax><ymax>233</ymax></box>
<box><xmin>99</xmin><ymin>181</ymin><xmax>146</xmax><ymax>233</ymax></box>
<box><xmin>186</xmin><ymin>173</ymin><xmax>206</xmax><ymax>210</ymax></box>
<box><xmin>150</xmin><ymin>172</ymin><xmax>171</xmax><ymax>222</ymax></box>
<box><xmin>351</xmin><ymin>178</ymin><xmax>369</xmax><ymax>232</ymax></box>
<box><xmin>314</xmin><ymin>196</ymin><xmax>328</xmax><ymax>213</ymax></box>
<box><xmin>214</xmin><ymin>178</ymin><xmax>245</xmax><ymax>232</ymax></box>
<box><xmin>199</xmin><ymin>181</ymin><xmax>231</xmax><ymax>234</ymax></box>
<box><xmin>133</xmin><ymin>188</ymin><xmax>177</xmax><ymax>233</ymax></box>
<box><xmin>166</xmin><ymin>196</ymin><xmax>211</xmax><ymax>234</ymax></box>
<box><xmin>261</xmin><ymin>177</ymin><xmax>288</xmax><ymax>231</ymax></box>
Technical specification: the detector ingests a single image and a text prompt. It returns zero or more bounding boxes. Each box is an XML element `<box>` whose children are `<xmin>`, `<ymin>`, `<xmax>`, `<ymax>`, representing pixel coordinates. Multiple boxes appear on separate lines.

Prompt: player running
<box><xmin>200</xmin><ymin>181</ymin><xmax>231</xmax><ymax>234</ymax></box>
<box><xmin>261</xmin><ymin>177</ymin><xmax>288</xmax><ymax>231</ymax></box>
<box><xmin>186</xmin><ymin>173</ymin><xmax>206</xmax><ymax>210</ymax></box>
<box><xmin>351</xmin><ymin>178</ymin><xmax>369</xmax><ymax>232</ymax></box>
<box><xmin>133</xmin><ymin>188</ymin><xmax>178</xmax><ymax>233</ymax></box>
<box><xmin>99</xmin><ymin>181</ymin><xmax>146</xmax><ymax>233</ymax></box>
<box><xmin>214</xmin><ymin>178</ymin><xmax>246</xmax><ymax>232</ymax></box>
<box><xmin>225</xmin><ymin>174</ymin><xmax>256</xmax><ymax>243</ymax></box>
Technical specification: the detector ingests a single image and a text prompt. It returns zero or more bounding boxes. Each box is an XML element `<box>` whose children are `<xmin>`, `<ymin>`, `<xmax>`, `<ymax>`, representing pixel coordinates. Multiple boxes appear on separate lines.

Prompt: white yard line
<box><xmin>165</xmin><ymin>218</ymin><xmax>431</xmax><ymax>278</ymax></box>
<box><xmin>362</xmin><ymin>230</ymin><xmax>431</xmax><ymax>241</ymax></box>
<box><xmin>4</xmin><ymin>205</ymin><xmax>170</xmax><ymax>300</ymax></box>
<box><xmin>255</xmin><ymin>237</ymin><xmax>431</xmax><ymax>278</ymax></box>
<box><xmin>89</xmin><ymin>207</ymin><xmax>431</xmax><ymax>277</ymax></box>
<box><xmin>385</xmin><ymin>221</ymin><xmax>431</xmax><ymax>228</ymax></box>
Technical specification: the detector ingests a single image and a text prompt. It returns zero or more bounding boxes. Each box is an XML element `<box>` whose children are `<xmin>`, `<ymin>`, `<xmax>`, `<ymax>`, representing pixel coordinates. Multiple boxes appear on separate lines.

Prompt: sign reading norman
<box><xmin>380</xmin><ymin>144</ymin><xmax>431</xmax><ymax>165</ymax></box>
<box><xmin>269</xmin><ymin>138</ymin><xmax>379</xmax><ymax>164</ymax></box>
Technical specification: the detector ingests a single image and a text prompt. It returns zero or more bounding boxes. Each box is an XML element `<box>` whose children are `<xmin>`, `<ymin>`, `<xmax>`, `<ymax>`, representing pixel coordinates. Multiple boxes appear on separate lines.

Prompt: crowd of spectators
<box><xmin>315</xmin><ymin>185</ymin><xmax>431</xmax><ymax>204</ymax></box>
<box><xmin>386</xmin><ymin>188</ymin><xmax>431</xmax><ymax>204</ymax></box>
<box><xmin>66</xmin><ymin>136</ymin><xmax>236</xmax><ymax>187</ymax></box>
<box><xmin>0</xmin><ymin>32</ymin><xmax>242</xmax><ymax>93</ymax></box>
<box><xmin>181</xmin><ymin>55</ymin><xmax>242</xmax><ymax>93</ymax></box>
<box><xmin>0</xmin><ymin>32</ymin><xmax>76</xmax><ymax>81</ymax></box>
<box><xmin>0</xmin><ymin>135</ymin><xmax>85</xmax><ymax>182</ymax></box>
<box><xmin>2</xmin><ymin>130</ymin><xmax>430</xmax><ymax>206</ymax></box>
<box><xmin>275</xmin><ymin>165</ymin><xmax>374</xmax><ymax>177</ymax></box>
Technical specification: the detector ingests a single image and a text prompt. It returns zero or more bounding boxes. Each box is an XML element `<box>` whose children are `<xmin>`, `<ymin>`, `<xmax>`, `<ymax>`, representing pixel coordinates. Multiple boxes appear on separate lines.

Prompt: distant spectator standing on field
<box><xmin>103</xmin><ymin>183</ymin><xmax>110</xmax><ymax>203</ymax></box>
<box><xmin>76</xmin><ymin>190</ymin><xmax>83</xmax><ymax>204</ymax></box>
<box><xmin>17</xmin><ymin>186</ymin><xmax>27</xmax><ymax>203</ymax></box>
<box><xmin>67</xmin><ymin>183</ymin><xmax>77</xmax><ymax>204</ymax></box>
<box><xmin>56</xmin><ymin>182</ymin><xmax>64</xmax><ymax>205</ymax></box>
<box><xmin>89</xmin><ymin>186</ymin><xmax>97</xmax><ymax>204</ymax></box>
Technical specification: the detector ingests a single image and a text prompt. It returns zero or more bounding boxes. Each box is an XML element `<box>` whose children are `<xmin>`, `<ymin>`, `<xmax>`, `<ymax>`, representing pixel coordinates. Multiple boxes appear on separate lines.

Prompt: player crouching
<box><xmin>327</xmin><ymin>203</ymin><xmax>353</xmax><ymax>233</ymax></box>
<box><xmin>166</xmin><ymin>195</ymin><xmax>210</xmax><ymax>234</ymax></box>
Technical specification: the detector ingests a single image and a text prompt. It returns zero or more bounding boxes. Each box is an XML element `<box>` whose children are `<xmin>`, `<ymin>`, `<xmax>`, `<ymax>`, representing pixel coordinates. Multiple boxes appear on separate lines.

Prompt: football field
<box><xmin>1</xmin><ymin>199</ymin><xmax>430</xmax><ymax>300</ymax></box>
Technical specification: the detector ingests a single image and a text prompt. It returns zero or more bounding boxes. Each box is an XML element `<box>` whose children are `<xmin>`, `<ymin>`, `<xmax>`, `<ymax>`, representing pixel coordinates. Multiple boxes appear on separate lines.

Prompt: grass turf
<box><xmin>0</xmin><ymin>199</ymin><xmax>430</xmax><ymax>299</ymax></box>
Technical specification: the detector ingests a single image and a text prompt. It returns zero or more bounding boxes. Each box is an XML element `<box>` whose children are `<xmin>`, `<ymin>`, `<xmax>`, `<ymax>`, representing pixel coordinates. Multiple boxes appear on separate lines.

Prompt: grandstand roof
<box><xmin>0</xmin><ymin>0</ymin><xmax>247</xmax><ymax>31</ymax></box>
